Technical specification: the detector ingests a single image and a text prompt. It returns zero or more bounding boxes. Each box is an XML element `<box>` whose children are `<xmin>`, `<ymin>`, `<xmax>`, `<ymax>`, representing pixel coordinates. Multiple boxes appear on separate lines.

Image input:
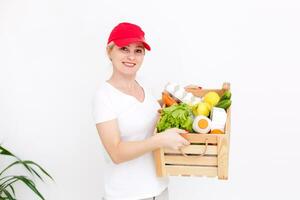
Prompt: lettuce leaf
<box><xmin>156</xmin><ymin>103</ymin><xmax>194</xmax><ymax>133</ymax></box>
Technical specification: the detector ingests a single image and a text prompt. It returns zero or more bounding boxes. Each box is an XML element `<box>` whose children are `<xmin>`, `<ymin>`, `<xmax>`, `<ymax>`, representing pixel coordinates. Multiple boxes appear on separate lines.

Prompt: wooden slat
<box><xmin>222</xmin><ymin>82</ymin><xmax>230</xmax><ymax>90</ymax></box>
<box><xmin>164</xmin><ymin>155</ymin><xmax>217</xmax><ymax>166</ymax></box>
<box><xmin>153</xmin><ymin>148</ymin><xmax>166</xmax><ymax>177</ymax></box>
<box><xmin>186</xmin><ymin>89</ymin><xmax>224</xmax><ymax>97</ymax></box>
<box><xmin>217</xmin><ymin>135</ymin><xmax>229</xmax><ymax>180</ymax></box>
<box><xmin>163</xmin><ymin>144</ymin><xmax>217</xmax><ymax>155</ymax></box>
<box><xmin>225</xmin><ymin>107</ymin><xmax>231</xmax><ymax>134</ymax></box>
<box><xmin>180</xmin><ymin>133</ymin><xmax>218</xmax><ymax>144</ymax></box>
<box><xmin>223</xmin><ymin>82</ymin><xmax>231</xmax><ymax>135</ymax></box>
<box><xmin>153</xmin><ymin>126</ymin><xmax>167</xmax><ymax>177</ymax></box>
<box><xmin>165</xmin><ymin>165</ymin><xmax>217</xmax><ymax>177</ymax></box>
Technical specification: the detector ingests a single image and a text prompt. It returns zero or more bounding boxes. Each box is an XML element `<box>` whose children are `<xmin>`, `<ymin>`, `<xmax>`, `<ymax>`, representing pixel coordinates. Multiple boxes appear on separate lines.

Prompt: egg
<box><xmin>164</xmin><ymin>82</ymin><xmax>179</xmax><ymax>94</ymax></box>
<box><xmin>173</xmin><ymin>87</ymin><xmax>186</xmax><ymax>101</ymax></box>
<box><xmin>210</xmin><ymin>123</ymin><xmax>225</xmax><ymax>134</ymax></box>
<box><xmin>181</xmin><ymin>92</ymin><xmax>194</xmax><ymax>104</ymax></box>
<box><xmin>191</xmin><ymin>97</ymin><xmax>203</xmax><ymax>105</ymax></box>
<box><xmin>192</xmin><ymin>115</ymin><xmax>211</xmax><ymax>134</ymax></box>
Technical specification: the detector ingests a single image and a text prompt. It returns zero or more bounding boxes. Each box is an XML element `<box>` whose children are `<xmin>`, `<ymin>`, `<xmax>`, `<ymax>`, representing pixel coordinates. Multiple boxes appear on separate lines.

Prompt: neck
<box><xmin>108</xmin><ymin>71</ymin><xmax>137</xmax><ymax>89</ymax></box>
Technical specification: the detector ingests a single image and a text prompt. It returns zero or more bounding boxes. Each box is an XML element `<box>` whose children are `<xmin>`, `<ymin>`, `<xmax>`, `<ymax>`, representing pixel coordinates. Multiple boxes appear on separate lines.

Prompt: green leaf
<box><xmin>0</xmin><ymin>161</ymin><xmax>21</xmax><ymax>177</ymax></box>
<box><xmin>0</xmin><ymin>146</ymin><xmax>32</xmax><ymax>177</ymax></box>
<box><xmin>1</xmin><ymin>176</ymin><xmax>45</xmax><ymax>200</ymax></box>
<box><xmin>16</xmin><ymin>176</ymin><xmax>45</xmax><ymax>200</ymax></box>
<box><xmin>0</xmin><ymin>173</ymin><xmax>49</xmax><ymax>200</ymax></box>
<box><xmin>0</xmin><ymin>160</ymin><xmax>53</xmax><ymax>182</ymax></box>
<box><xmin>0</xmin><ymin>146</ymin><xmax>17</xmax><ymax>158</ymax></box>
<box><xmin>23</xmin><ymin>161</ymin><xmax>54</xmax><ymax>181</ymax></box>
<box><xmin>0</xmin><ymin>161</ymin><xmax>31</xmax><ymax>177</ymax></box>
<box><xmin>0</xmin><ymin>145</ymin><xmax>53</xmax><ymax>200</ymax></box>
<box><xmin>157</xmin><ymin>103</ymin><xmax>194</xmax><ymax>132</ymax></box>
<box><xmin>2</xmin><ymin>188</ymin><xmax>16</xmax><ymax>200</ymax></box>
<box><xmin>7</xmin><ymin>185</ymin><xmax>15</xmax><ymax>197</ymax></box>
<box><xmin>0</xmin><ymin>151</ymin><xmax>53</xmax><ymax>181</ymax></box>
<box><xmin>0</xmin><ymin>176</ymin><xmax>18</xmax><ymax>190</ymax></box>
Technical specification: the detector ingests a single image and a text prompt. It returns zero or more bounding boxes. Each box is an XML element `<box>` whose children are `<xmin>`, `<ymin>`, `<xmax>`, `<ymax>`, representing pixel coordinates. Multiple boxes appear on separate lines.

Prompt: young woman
<box><xmin>92</xmin><ymin>22</ymin><xmax>190</xmax><ymax>200</ymax></box>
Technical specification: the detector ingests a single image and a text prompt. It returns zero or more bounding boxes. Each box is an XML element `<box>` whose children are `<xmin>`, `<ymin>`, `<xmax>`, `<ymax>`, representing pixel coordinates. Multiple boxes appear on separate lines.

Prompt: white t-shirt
<box><xmin>92</xmin><ymin>80</ymin><xmax>169</xmax><ymax>200</ymax></box>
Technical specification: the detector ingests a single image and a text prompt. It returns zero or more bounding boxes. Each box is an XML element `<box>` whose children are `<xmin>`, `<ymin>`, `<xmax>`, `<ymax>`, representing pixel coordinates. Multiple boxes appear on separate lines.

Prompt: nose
<box><xmin>127</xmin><ymin>53</ymin><xmax>136</xmax><ymax>61</ymax></box>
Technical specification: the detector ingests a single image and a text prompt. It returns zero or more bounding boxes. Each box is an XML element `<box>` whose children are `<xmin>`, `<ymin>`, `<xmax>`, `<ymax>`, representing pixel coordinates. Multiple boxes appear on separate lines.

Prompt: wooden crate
<box><xmin>153</xmin><ymin>83</ymin><xmax>231</xmax><ymax>180</ymax></box>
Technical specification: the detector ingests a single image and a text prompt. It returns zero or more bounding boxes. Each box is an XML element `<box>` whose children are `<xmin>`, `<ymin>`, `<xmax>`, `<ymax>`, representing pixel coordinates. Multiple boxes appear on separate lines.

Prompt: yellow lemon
<box><xmin>204</xmin><ymin>92</ymin><xmax>220</xmax><ymax>107</ymax></box>
<box><xmin>196</xmin><ymin>102</ymin><xmax>211</xmax><ymax>117</ymax></box>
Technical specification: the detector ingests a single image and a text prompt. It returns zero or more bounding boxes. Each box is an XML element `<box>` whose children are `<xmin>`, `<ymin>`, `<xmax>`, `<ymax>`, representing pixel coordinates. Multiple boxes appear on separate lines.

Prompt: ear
<box><xmin>106</xmin><ymin>46</ymin><xmax>112</xmax><ymax>61</ymax></box>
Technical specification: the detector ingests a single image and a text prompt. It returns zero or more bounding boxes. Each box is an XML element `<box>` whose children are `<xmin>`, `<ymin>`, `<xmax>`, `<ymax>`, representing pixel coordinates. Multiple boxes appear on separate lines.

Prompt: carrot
<box><xmin>162</xmin><ymin>92</ymin><xmax>177</xmax><ymax>107</ymax></box>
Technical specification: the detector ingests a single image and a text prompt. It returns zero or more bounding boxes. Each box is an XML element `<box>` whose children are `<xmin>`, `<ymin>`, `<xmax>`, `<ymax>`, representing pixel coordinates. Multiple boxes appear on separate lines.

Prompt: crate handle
<box><xmin>180</xmin><ymin>138</ymin><xmax>208</xmax><ymax>157</ymax></box>
<box><xmin>222</xmin><ymin>82</ymin><xmax>230</xmax><ymax>90</ymax></box>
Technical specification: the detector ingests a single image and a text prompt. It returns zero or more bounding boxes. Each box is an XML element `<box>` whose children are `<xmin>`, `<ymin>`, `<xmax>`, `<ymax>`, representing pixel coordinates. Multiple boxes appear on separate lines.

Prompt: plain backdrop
<box><xmin>1</xmin><ymin>0</ymin><xmax>300</xmax><ymax>199</ymax></box>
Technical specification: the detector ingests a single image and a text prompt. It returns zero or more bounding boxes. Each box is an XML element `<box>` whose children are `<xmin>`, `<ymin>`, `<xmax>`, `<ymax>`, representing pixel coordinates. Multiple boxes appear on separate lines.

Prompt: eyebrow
<box><xmin>124</xmin><ymin>45</ymin><xmax>145</xmax><ymax>49</ymax></box>
<box><xmin>125</xmin><ymin>45</ymin><xmax>144</xmax><ymax>48</ymax></box>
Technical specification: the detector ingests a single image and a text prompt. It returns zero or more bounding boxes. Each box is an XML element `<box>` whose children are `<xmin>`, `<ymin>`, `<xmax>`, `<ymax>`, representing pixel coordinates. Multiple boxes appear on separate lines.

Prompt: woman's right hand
<box><xmin>156</xmin><ymin>128</ymin><xmax>190</xmax><ymax>150</ymax></box>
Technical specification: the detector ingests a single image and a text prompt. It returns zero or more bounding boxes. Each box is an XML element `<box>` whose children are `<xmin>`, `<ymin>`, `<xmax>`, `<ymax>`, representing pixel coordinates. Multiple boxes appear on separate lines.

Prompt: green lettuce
<box><xmin>157</xmin><ymin>103</ymin><xmax>194</xmax><ymax>133</ymax></box>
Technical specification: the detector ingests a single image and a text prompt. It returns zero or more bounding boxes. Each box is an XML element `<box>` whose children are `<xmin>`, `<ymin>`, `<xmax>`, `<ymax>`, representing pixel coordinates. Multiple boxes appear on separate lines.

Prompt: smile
<box><xmin>122</xmin><ymin>62</ymin><xmax>136</xmax><ymax>68</ymax></box>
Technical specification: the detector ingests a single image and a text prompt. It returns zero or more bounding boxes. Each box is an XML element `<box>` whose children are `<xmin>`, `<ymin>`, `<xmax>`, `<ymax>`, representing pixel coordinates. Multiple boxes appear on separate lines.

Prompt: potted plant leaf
<box><xmin>0</xmin><ymin>145</ymin><xmax>53</xmax><ymax>200</ymax></box>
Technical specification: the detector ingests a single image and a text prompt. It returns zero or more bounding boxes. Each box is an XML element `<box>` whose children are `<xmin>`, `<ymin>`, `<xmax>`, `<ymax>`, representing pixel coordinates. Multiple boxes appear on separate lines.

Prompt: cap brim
<box><xmin>114</xmin><ymin>37</ymin><xmax>151</xmax><ymax>51</ymax></box>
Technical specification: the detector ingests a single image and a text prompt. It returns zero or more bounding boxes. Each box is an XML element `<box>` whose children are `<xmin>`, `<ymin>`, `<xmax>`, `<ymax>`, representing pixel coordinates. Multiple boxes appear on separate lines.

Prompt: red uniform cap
<box><xmin>107</xmin><ymin>22</ymin><xmax>151</xmax><ymax>51</ymax></box>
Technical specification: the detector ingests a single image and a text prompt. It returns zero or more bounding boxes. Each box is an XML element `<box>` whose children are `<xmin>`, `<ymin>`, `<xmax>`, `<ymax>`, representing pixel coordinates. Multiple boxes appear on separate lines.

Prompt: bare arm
<box><xmin>96</xmin><ymin>119</ymin><xmax>189</xmax><ymax>164</ymax></box>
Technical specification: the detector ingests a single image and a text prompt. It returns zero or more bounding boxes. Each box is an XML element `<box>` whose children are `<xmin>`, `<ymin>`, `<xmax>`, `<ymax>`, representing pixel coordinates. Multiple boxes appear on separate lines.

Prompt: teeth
<box><xmin>123</xmin><ymin>62</ymin><xmax>135</xmax><ymax>67</ymax></box>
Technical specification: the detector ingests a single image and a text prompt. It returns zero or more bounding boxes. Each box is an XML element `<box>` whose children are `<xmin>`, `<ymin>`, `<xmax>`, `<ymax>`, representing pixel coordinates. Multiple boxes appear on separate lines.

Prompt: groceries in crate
<box><xmin>157</xmin><ymin>83</ymin><xmax>232</xmax><ymax>134</ymax></box>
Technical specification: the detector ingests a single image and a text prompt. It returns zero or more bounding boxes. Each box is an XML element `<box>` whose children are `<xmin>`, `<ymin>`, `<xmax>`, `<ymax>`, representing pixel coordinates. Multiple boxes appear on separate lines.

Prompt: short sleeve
<box><xmin>92</xmin><ymin>90</ymin><xmax>117</xmax><ymax>124</ymax></box>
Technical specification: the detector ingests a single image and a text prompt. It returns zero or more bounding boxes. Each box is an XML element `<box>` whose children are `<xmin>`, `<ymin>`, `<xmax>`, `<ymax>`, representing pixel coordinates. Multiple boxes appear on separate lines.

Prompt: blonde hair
<box><xmin>107</xmin><ymin>42</ymin><xmax>115</xmax><ymax>51</ymax></box>
<box><xmin>106</xmin><ymin>42</ymin><xmax>115</xmax><ymax>60</ymax></box>
<box><xmin>106</xmin><ymin>41</ymin><xmax>146</xmax><ymax>60</ymax></box>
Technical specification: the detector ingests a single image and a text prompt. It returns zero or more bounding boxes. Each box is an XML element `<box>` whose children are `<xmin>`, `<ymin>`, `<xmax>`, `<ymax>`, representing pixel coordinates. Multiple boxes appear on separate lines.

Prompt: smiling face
<box><xmin>107</xmin><ymin>42</ymin><xmax>145</xmax><ymax>76</ymax></box>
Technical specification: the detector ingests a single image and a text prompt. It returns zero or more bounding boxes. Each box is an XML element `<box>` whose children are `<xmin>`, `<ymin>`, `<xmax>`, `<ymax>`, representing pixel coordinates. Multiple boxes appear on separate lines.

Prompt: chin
<box><xmin>119</xmin><ymin>67</ymin><xmax>140</xmax><ymax>75</ymax></box>
<box><xmin>123</xmin><ymin>71</ymin><xmax>138</xmax><ymax>76</ymax></box>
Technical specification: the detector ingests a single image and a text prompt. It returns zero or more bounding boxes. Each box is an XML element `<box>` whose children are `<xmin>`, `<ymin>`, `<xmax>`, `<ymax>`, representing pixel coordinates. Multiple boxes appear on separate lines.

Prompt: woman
<box><xmin>92</xmin><ymin>22</ymin><xmax>190</xmax><ymax>200</ymax></box>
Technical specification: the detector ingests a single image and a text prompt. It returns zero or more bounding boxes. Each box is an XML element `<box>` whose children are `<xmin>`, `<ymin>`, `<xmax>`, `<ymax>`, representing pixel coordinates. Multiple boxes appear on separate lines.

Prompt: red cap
<box><xmin>107</xmin><ymin>22</ymin><xmax>151</xmax><ymax>51</ymax></box>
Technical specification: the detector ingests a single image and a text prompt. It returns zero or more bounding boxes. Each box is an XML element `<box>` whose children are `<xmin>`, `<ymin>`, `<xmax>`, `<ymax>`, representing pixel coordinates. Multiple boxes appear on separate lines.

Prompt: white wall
<box><xmin>1</xmin><ymin>0</ymin><xmax>300</xmax><ymax>199</ymax></box>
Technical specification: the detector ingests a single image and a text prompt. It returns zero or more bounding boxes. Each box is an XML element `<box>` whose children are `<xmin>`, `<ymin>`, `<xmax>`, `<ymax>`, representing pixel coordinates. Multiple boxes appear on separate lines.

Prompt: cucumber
<box><xmin>216</xmin><ymin>99</ymin><xmax>231</xmax><ymax>110</ymax></box>
<box><xmin>220</xmin><ymin>91</ymin><xmax>231</xmax><ymax>101</ymax></box>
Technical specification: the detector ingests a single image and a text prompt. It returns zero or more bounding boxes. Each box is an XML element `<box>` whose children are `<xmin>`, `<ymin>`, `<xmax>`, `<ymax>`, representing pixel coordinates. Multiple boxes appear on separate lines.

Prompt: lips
<box><xmin>122</xmin><ymin>62</ymin><xmax>136</xmax><ymax>68</ymax></box>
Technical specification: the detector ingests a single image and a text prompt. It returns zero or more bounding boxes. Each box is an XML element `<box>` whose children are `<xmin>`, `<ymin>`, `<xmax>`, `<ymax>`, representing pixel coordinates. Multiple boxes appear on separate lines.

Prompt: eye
<box><xmin>135</xmin><ymin>49</ymin><xmax>144</xmax><ymax>54</ymax></box>
<box><xmin>120</xmin><ymin>47</ymin><xmax>129</xmax><ymax>52</ymax></box>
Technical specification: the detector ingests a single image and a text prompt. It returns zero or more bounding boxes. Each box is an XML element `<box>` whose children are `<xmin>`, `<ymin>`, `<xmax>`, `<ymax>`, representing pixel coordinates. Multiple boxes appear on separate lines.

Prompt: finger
<box><xmin>179</xmin><ymin>138</ymin><xmax>190</xmax><ymax>145</ymax></box>
<box><xmin>166</xmin><ymin>127</ymin><xmax>176</xmax><ymax>132</ymax></box>
<box><xmin>178</xmin><ymin>145</ymin><xmax>183</xmax><ymax>150</ymax></box>
<box><xmin>184</xmin><ymin>140</ymin><xmax>190</xmax><ymax>146</ymax></box>
<box><xmin>174</xmin><ymin>146</ymin><xmax>181</xmax><ymax>150</ymax></box>
<box><xmin>180</xmin><ymin>133</ymin><xmax>189</xmax><ymax>140</ymax></box>
<box><xmin>173</xmin><ymin>128</ymin><xmax>189</xmax><ymax>134</ymax></box>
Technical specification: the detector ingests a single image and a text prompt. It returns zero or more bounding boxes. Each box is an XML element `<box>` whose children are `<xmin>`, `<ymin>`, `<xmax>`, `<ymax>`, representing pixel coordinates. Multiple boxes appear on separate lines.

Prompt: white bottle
<box><xmin>210</xmin><ymin>107</ymin><xmax>227</xmax><ymax>133</ymax></box>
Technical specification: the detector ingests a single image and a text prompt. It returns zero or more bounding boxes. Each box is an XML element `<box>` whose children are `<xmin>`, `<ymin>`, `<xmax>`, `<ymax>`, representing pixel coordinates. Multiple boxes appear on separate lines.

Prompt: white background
<box><xmin>1</xmin><ymin>0</ymin><xmax>300</xmax><ymax>199</ymax></box>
